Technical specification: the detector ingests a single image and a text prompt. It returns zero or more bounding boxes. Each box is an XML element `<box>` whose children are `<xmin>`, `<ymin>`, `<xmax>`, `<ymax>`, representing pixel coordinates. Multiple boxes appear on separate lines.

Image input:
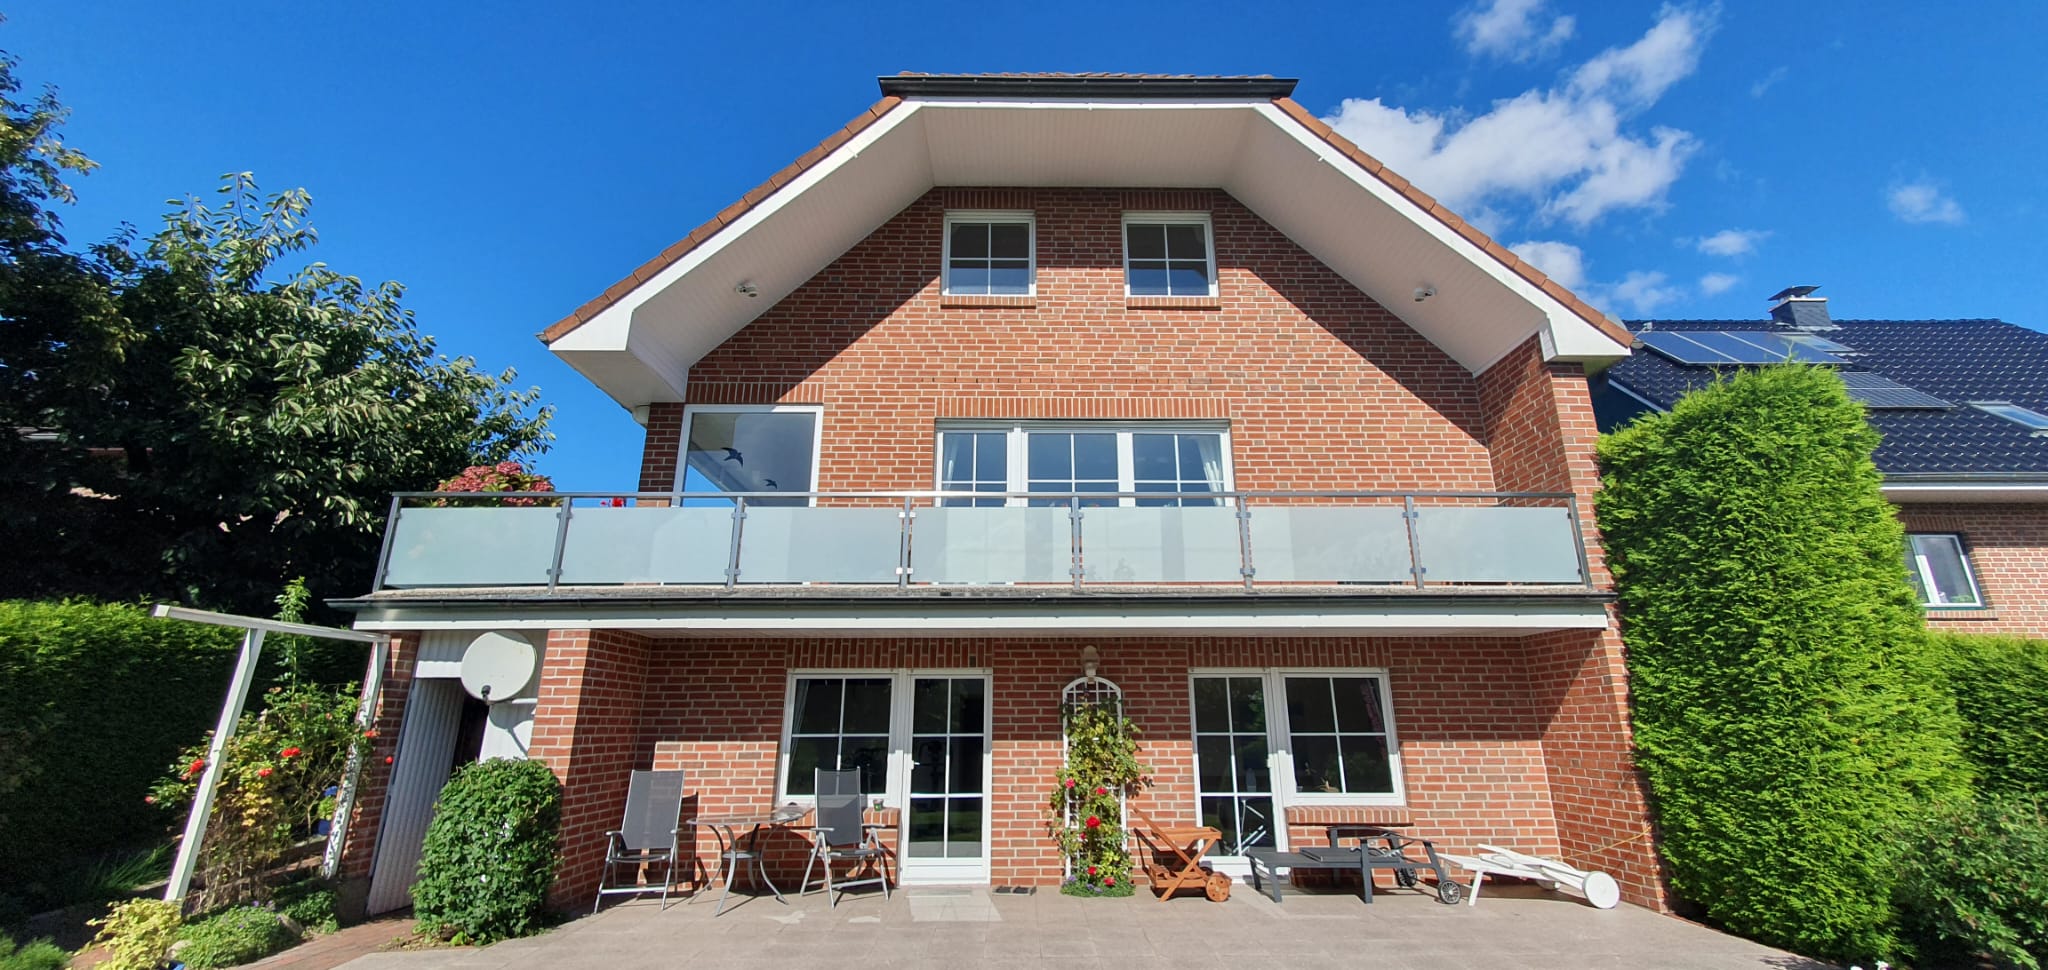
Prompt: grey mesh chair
<box><xmin>799</xmin><ymin>768</ymin><xmax>893</xmax><ymax>907</ymax></box>
<box><xmin>592</xmin><ymin>769</ymin><xmax>689</xmax><ymax>912</ymax></box>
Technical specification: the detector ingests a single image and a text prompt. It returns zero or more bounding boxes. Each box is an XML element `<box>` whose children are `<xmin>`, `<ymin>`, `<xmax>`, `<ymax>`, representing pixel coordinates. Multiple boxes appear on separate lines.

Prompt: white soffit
<box><xmin>550</xmin><ymin>99</ymin><xmax>1627</xmax><ymax>409</ymax></box>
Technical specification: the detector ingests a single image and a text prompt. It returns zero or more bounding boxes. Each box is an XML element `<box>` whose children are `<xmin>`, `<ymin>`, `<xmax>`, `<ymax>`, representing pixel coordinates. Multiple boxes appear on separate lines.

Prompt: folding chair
<box><xmin>592</xmin><ymin>769</ymin><xmax>689</xmax><ymax>913</ymax></box>
<box><xmin>798</xmin><ymin>768</ymin><xmax>893</xmax><ymax>907</ymax></box>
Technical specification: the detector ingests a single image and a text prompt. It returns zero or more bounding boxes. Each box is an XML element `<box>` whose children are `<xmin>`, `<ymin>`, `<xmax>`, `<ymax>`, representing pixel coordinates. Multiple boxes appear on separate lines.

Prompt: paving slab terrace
<box><xmin>328</xmin><ymin>881</ymin><xmax>1833</xmax><ymax>970</ymax></box>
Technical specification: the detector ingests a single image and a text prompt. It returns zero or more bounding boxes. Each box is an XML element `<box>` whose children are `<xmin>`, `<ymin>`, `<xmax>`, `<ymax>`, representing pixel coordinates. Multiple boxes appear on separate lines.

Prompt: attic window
<box><xmin>1123</xmin><ymin>213</ymin><xmax>1216</xmax><ymax>298</ymax></box>
<box><xmin>1970</xmin><ymin>401</ymin><xmax>2048</xmax><ymax>434</ymax></box>
<box><xmin>943</xmin><ymin>212</ymin><xmax>1034</xmax><ymax>296</ymax></box>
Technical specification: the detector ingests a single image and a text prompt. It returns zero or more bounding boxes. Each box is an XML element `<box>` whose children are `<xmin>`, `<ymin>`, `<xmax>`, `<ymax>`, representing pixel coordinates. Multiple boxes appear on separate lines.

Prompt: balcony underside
<box><xmin>334</xmin><ymin>583</ymin><xmax>1613</xmax><ymax>637</ymax></box>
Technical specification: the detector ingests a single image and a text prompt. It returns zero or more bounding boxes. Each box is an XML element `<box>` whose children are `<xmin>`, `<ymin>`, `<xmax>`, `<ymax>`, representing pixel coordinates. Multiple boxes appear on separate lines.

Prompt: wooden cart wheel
<box><xmin>1206</xmin><ymin>871</ymin><xmax>1231</xmax><ymax>901</ymax></box>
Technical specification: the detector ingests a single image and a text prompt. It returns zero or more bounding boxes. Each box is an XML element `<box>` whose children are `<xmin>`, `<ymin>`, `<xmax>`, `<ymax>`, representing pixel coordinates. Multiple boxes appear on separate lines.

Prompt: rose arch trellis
<box><xmin>1054</xmin><ymin>675</ymin><xmax>1146</xmax><ymax>883</ymax></box>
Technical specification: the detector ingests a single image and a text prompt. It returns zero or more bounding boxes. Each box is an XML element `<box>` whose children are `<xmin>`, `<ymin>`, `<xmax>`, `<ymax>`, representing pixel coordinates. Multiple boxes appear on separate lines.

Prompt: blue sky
<box><xmin>9</xmin><ymin>1</ymin><xmax>2045</xmax><ymax>490</ymax></box>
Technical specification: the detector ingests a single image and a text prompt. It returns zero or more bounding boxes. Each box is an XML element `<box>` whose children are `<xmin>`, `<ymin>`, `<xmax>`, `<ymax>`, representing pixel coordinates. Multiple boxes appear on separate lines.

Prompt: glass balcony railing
<box><xmin>370</xmin><ymin>491</ymin><xmax>1593</xmax><ymax>593</ymax></box>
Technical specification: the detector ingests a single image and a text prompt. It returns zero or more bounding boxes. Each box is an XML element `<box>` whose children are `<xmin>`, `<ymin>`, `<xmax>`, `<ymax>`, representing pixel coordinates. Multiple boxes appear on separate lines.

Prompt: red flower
<box><xmin>1087</xmin><ymin>866</ymin><xmax>1098</xmax><ymax>876</ymax></box>
<box><xmin>1094</xmin><ymin>786</ymin><xmax>1107</xmax><ymax>796</ymax></box>
<box><xmin>1085</xmin><ymin>815</ymin><xmax>1101</xmax><ymax>829</ymax></box>
<box><xmin>189</xmin><ymin>759</ymin><xmax>206</xmax><ymax>773</ymax></box>
<box><xmin>279</xmin><ymin>747</ymin><xmax>302</xmax><ymax>759</ymax></box>
<box><xmin>1105</xmin><ymin>877</ymin><xmax>1115</xmax><ymax>887</ymax></box>
<box><xmin>256</xmin><ymin>767</ymin><xmax>273</xmax><ymax>778</ymax></box>
<box><xmin>364</xmin><ymin>729</ymin><xmax>379</xmax><ymax>739</ymax></box>
<box><xmin>144</xmin><ymin>795</ymin><xmax>157</xmax><ymax>805</ymax></box>
<box><xmin>384</xmin><ymin>756</ymin><xmax>394</xmax><ymax>765</ymax></box>
<box><xmin>1064</xmin><ymin>779</ymin><xmax>1076</xmax><ymax>789</ymax></box>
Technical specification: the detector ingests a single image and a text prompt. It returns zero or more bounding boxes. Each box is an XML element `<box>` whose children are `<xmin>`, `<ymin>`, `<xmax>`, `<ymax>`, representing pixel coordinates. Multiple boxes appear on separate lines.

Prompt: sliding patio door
<box><xmin>898</xmin><ymin>674</ymin><xmax>991</xmax><ymax>884</ymax></box>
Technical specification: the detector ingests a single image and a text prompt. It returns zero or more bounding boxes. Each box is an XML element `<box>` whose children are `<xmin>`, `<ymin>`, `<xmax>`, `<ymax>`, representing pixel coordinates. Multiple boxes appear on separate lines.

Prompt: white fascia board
<box><xmin>1883</xmin><ymin>483</ymin><xmax>2048</xmax><ymax>503</ymax></box>
<box><xmin>1247</xmin><ymin>102</ymin><xmax>1629</xmax><ymax>367</ymax></box>
<box><xmin>906</xmin><ymin>97</ymin><xmax>1276</xmax><ymax>109</ymax></box>
<box><xmin>548</xmin><ymin>100</ymin><xmax>927</xmax><ymax>356</ymax></box>
<box><xmin>353</xmin><ymin>609</ymin><xmax>1612</xmax><ymax>636</ymax></box>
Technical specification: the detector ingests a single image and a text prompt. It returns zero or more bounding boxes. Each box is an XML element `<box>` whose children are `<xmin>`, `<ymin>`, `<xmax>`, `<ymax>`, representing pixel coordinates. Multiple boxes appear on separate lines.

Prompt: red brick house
<box><xmin>331</xmin><ymin>73</ymin><xmax>1658</xmax><ymax>916</ymax></box>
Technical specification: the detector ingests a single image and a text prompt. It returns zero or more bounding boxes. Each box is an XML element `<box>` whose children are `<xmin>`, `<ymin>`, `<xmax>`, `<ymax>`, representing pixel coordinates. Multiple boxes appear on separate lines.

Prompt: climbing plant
<box><xmin>1047</xmin><ymin>693</ymin><xmax>1148</xmax><ymax>896</ymax></box>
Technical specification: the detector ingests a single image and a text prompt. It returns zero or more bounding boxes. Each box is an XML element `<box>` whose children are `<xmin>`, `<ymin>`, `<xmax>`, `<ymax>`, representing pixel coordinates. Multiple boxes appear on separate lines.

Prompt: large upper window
<box><xmin>943</xmin><ymin>213</ymin><xmax>1034</xmax><ymax>296</ymax></box>
<box><xmin>680</xmin><ymin>405</ymin><xmax>820</xmax><ymax>507</ymax></box>
<box><xmin>1905</xmin><ymin>533</ymin><xmax>1984</xmax><ymax>607</ymax></box>
<box><xmin>936</xmin><ymin>424</ymin><xmax>1230</xmax><ymax>507</ymax></box>
<box><xmin>1123</xmin><ymin>213</ymin><xmax>1216</xmax><ymax>298</ymax></box>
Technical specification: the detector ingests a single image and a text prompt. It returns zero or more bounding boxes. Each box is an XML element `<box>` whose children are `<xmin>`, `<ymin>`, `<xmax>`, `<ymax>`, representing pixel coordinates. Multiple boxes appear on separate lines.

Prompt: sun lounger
<box><xmin>1434</xmin><ymin>843</ymin><xmax>1620</xmax><ymax>909</ymax></box>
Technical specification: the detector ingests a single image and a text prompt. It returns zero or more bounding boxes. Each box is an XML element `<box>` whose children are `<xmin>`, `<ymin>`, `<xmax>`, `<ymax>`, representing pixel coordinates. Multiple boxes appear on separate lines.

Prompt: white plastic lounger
<box><xmin>1434</xmin><ymin>844</ymin><xmax>1620</xmax><ymax>909</ymax></box>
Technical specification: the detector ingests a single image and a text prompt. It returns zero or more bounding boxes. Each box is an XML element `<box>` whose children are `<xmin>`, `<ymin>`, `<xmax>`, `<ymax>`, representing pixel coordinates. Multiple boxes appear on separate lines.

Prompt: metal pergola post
<box><xmin>149</xmin><ymin>605</ymin><xmax>388</xmax><ymax>907</ymax></box>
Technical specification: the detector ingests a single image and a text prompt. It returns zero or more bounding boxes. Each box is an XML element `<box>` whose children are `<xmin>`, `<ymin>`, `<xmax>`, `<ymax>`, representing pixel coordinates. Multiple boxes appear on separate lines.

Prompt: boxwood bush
<box><xmin>1598</xmin><ymin>365</ymin><xmax>1968</xmax><ymax>959</ymax></box>
<box><xmin>412</xmin><ymin>758</ymin><xmax>561</xmax><ymax>944</ymax></box>
<box><xmin>1932</xmin><ymin>633</ymin><xmax>2048</xmax><ymax>799</ymax></box>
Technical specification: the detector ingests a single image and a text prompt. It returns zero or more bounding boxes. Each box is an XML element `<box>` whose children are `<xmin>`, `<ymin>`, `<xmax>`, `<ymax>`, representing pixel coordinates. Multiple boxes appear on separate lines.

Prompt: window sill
<box><xmin>940</xmin><ymin>294</ymin><xmax>1036</xmax><ymax>309</ymax></box>
<box><xmin>1282</xmin><ymin>805</ymin><xmax>1413</xmax><ymax>826</ymax></box>
<box><xmin>1925</xmin><ymin>607</ymin><xmax>1997</xmax><ymax>620</ymax></box>
<box><xmin>1126</xmin><ymin>295</ymin><xmax>1221</xmax><ymax>310</ymax></box>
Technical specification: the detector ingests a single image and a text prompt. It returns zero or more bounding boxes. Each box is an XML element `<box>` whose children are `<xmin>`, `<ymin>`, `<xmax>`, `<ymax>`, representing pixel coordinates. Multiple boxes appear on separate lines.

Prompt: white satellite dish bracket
<box><xmin>459</xmin><ymin>630</ymin><xmax>539</xmax><ymax>703</ymax></box>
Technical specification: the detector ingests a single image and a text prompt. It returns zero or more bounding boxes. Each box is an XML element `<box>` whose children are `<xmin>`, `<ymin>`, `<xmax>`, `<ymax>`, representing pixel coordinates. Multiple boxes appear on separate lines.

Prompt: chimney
<box><xmin>1768</xmin><ymin>284</ymin><xmax>1833</xmax><ymax>330</ymax></box>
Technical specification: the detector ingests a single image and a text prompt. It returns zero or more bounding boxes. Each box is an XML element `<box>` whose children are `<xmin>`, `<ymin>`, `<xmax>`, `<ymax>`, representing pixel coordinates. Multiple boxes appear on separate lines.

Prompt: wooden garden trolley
<box><xmin>1130</xmin><ymin>807</ymin><xmax>1232</xmax><ymax>901</ymax></box>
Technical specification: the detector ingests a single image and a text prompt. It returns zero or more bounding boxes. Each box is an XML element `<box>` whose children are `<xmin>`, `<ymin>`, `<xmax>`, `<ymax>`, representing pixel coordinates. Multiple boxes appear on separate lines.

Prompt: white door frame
<box><xmin>894</xmin><ymin>670</ymin><xmax>994</xmax><ymax>885</ymax></box>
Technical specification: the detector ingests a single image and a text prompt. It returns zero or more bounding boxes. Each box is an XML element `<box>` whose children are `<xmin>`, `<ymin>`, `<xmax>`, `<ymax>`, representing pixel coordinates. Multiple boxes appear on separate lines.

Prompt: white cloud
<box><xmin>1455</xmin><ymin>0</ymin><xmax>1576</xmax><ymax>62</ymax></box>
<box><xmin>1750</xmin><ymin>66</ymin><xmax>1788</xmax><ymax>98</ymax></box>
<box><xmin>1508</xmin><ymin>239</ymin><xmax>1587</xmax><ymax>289</ymax></box>
<box><xmin>1325</xmin><ymin>5</ymin><xmax>1713</xmax><ymax>229</ymax></box>
<box><xmin>1698</xmin><ymin>272</ymin><xmax>1740</xmax><ymax>295</ymax></box>
<box><xmin>1695</xmin><ymin>228</ymin><xmax>1769</xmax><ymax>256</ymax></box>
<box><xmin>1887</xmin><ymin>179</ymin><xmax>1966</xmax><ymax>225</ymax></box>
<box><xmin>1591</xmin><ymin>270</ymin><xmax>1686</xmax><ymax>315</ymax></box>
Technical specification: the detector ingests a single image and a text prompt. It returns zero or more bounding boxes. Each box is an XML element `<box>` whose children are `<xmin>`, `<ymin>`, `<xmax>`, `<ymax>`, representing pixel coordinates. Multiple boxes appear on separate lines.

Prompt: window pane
<box><xmin>1165</xmin><ymin>224</ymin><xmax>1207</xmax><ymax>260</ymax></box>
<box><xmin>1167</xmin><ymin>263</ymin><xmax>1210</xmax><ymax>296</ymax></box>
<box><xmin>1193</xmin><ymin>678</ymin><xmax>1229</xmax><ymax>732</ymax></box>
<box><xmin>947</xmin><ymin>798</ymin><xmax>983</xmax><ymax>857</ymax></box>
<box><xmin>1286</xmin><ymin>677</ymin><xmax>1337</xmax><ymax>733</ymax></box>
<box><xmin>1917</xmin><ymin>536</ymin><xmax>1980</xmax><ymax>605</ymax></box>
<box><xmin>1292</xmin><ymin>735</ymin><xmax>1342</xmax><ymax>794</ymax></box>
<box><xmin>793</xmin><ymin>679</ymin><xmax>842</xmax><ymax>734</ymax></box>
<box><xmin>1200</xmin><ymin>796</ymin><xmax>1239</xmax><ymax>851</ymax></box>
<box><xmin>1234</xmin><ymin>736</ymin><xmax>1271</xmax><ymax>792</ymax></box>
<box><xmin>910</xmin><ymin>737</ymin><xmax>945</xmax><ymax>791</ymax></box>
<box><xmin>1179</xmin><ymin>434</ymin><xmax>1222</xmax><ymax>482</ymax></box>
<box><xmin>950</xmin><ymin>678</ymin><xmax>985</xmax><ymax>733</ymax></box>
<box><xmin>949</xmin><ymin>737</ymin><xmax>983</xmax><ymax>790</ymax></box>
<box><xmin>1077</xmin><ymin>481</ymin><xmax>1118</xmax><ymax>507</ymax></box>
<box><xmin>1196</xmin><ymin>735</ymin><xmax>1233</xmax><ymax>791</ymax></box>
<box><xmin>1126</xmin><ymin>223</ymin><xmax>1166</xmax><ymax>259</ymax></box>
<box><xmin>1904</xmin><ymin>553</ymin><xmax>1931</xmax><ymax>604</ymax></box>
<box><xmin>949</xmin><ymin>262</ymin><xmax>989</xmax><ymax>294</ymax></box>
<box><xmin>913</xmin><ymin>678</ymin><xmax>947</xmax><ymax>734</ymax></box>
<box><xmin>941</xmin><ymin>433</ymin><xmax>973</xmax><ymax>484</ymax></box>
<box><xmin>1128</xmin><ymin>263</ymin><xmax>1169</xmax><ymax>296</ymax></box>
<box><xmin>844</xmin><ymin>736</ymin><xmax>890</xmax><ymax>794</ymax></box>
<box><xmin>975</xmin><ymin>433</ymin><xmax>1006</xmax><ymax>479</ymax></box>
<box><xmin>908</xmin><ymin>797</ymin><xmax>945</xmax><ymax>855</ymax></box>
<box><xmin>1340</xmin><ymin>735</ymin><xmax>1394</xmax><ymax>794</ymax></box>
<box><xmin>787</xmin><ymin>738</ymin><xmax>833</xmax><ymax>795</ymax></box>
<box><xmin>1331</xmin><ymin>677</ymin><xmax>1387</xmax><ymax>733</ymax></box>
<box><xmin>989</xmin><ymin>223</ymin><xmax>1029</xmax><ymax>258</ymax></box>
<box><xmin>1229</xmin><ymin>677</ymin><xmax>1266</xmax><ymax>732</ymax></box>
<box><xmin>1073</xmin><ymin>434</ymin><xmax>1116</xmax><ymax>481</ymax></box>
<box><xmin>950</xmin><ymin>222</ymin><xmax>988</xmax><ymax>258</ymax></box>
<box><xmin>1028</xmin><ymin>433</ymin><xmax>1071</xmax><ymax>479</ymax></box>
<box><xmin>843</xmin><ymin>678</ymin><xmax>893</xmax><ymax>733</ymax></box>
<box><xmin>684</xmin><ymin>410</ymin><xmax>817</xmax><ymax>506</ymax></box>
<box><xmin>1133</xmin><ymin>433</ymin><xmax>1176</xmax><ymax>480</ymax></box>
<box><xmin>989</xmin><ymin>261</ymin><xmax>1030</xmax><ymax>294</ymax></box>
<box><xmin>1135</xmin><ymin>482</ymin><xmax>1178</xmax><ymax>508</ymax></box>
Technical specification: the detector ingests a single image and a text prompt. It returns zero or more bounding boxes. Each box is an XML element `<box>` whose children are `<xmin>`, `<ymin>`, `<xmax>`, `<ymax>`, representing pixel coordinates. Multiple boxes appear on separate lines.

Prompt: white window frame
<box><xmin>1187</xmin><ymin>667</ymin><xmax>1407</xmax><ymax>857</ymax></box>
<box><xmin>676</xmin><ymin>403</ymin><xmax>825</xmax><ymax>506</ymax></box>
<box><xmin>1970</xmin><ymin>401</ymin><xmax>2048</xmax><ymax>434</ymax></box>
<box><xmin>941</xmin><ymin>211</ymin><xmax>1036</xmax><ymax>297</ymax></box>
<box><xmin>932</xmin><ymin>421</ymin><xmax>1235</xmax><ymax>507</ymax></box>
<box><xmin>1121</xmin><ymin>212</ymin><xmax>1218</xmax><ymax>298</ymax></box>
<box><xmin>1906</xmin><ymin>532</ymin><xmax>1987</xmax><ymax>608</ymax></box>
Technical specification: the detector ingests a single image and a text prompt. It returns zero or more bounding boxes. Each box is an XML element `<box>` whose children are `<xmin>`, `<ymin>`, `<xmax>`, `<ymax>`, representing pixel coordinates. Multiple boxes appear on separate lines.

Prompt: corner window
<box><xmin>1971</xmin><ymin>401</ymin><xmax>2048</xmax><ymax>433</ymax></box>
<box><xmin>935</xmin><ymin>424</ymin><xmax>1231</xmax><ymax>508</ymax></box>
<box><xmin>943</xmin><ymin>212</ymin><xmax>1034</xmax><ymax>296</ymax></box>
<box><xmin>679</xmin><ymin>405</ymin><xmax>821</xmax><ymax>507</ymax></box>
<box><xmin>1123</xmin><ymin>214</ymin><xmax>1216</xmax><ymax>297</ymax></box>
<box><xmin>1905</xmin><ymin>533</ymin><xmax>1984</xmax><ymax>607</ymax></box>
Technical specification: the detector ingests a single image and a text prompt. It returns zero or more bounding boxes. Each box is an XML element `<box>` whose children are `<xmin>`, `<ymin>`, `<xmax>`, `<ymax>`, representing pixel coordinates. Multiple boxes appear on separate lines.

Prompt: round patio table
<box><xmin>688</xmin><ymin>803</ymin><xmax>810</xmax><ymax>915</ymax></box>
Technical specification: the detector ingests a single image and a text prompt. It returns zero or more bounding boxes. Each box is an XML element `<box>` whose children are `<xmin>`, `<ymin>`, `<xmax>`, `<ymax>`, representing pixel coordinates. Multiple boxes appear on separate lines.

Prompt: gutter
<box><xmin>877</xmin><ymin>75</ymin><xmax>1300</xmax><ymax>100</ymax></box>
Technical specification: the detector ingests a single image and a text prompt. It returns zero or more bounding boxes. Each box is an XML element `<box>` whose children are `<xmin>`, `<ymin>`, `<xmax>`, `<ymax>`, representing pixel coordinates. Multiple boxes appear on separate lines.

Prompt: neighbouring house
<box><xmin>328</xmin><ymin>73</ymin><xmax>1661</xmax><ymax>917</ymax></box>
<box><xmin>1592</xmin><ymin>287</ymin><xmax>2048</xmax><ymax>638</ymax></box>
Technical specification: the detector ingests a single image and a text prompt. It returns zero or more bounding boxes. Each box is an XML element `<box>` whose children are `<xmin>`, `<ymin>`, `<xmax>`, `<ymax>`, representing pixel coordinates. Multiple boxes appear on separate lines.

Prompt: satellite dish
<box><xmin>460</xmin><ymin>631</ymin><xmax>537</xmax><ymax>703</ymax></box>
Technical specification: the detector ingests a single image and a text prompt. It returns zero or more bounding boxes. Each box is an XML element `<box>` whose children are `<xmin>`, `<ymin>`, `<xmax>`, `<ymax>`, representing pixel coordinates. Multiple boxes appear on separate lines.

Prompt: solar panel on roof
<box><xmin>1838</xmin><ymin>372</ymin><xmax>1951</xmax><ymax>409</ymax></box>
<box><xmin>1777</xmin><ymin>332</ymin><xmax>1854</xmax><ymax>353</ymax></box>
<box><xmin>1636</xmin><ymin>330</ymin><xmax>1732</xmax><ymax>364</ymax></box>
<box><xmin>1636</xmin><ymin>330</ymin><xmax>1847</xmax><ymax>366</ymax></box>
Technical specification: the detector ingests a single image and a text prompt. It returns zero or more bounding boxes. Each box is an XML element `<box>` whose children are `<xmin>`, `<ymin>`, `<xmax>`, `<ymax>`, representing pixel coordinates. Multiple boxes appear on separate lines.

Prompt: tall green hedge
<box><xmin>0</xmin><ymin>600</ymin><xmax>362</xmax><ymax>910</ymax></box>
<box><xmin>1597</xmin><ymin>365</ymin><xmax>1968</xmax><ymax>959</ymax></box>
<box><xmin>1933</xmin><ymin>633</ymin><xmax>2048</xmax><ymax>799</ymax></box>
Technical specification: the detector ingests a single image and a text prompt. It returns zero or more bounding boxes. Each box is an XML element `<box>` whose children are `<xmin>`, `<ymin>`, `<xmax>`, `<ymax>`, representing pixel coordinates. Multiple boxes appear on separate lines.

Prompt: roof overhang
<box><xmin>1883</xmin><ymin>479</ymin><xmax>2048</xmax><ymax>503</ymax></box>
<box><xmin>546</xmin><ymin>91</ymin><xmax>1633</xmax><ymax>412</ymax></box>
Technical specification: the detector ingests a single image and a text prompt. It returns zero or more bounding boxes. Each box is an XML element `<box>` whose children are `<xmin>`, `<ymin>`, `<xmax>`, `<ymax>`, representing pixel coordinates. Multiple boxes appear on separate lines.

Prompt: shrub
<box><xmin>432</xmin><ymin>462</ymin><xmax>556</xmax><ymax>506</ymax></box>
<box><xmin>86</xmin><ymin>898</ymin><xmax>184</xmax><ymax>970</ymax></box>
<box><xmin>1896</xmin><ymin>796</ymin><xmax>2048</xmax><ymax>969</ymax></box>
<box><xmin>0</xmin><ymin>935</ymin><xmax>67</xmax><ymax>970</ymax></box>
<box><xmin>1597</xmin><ymin>366</ymin><xmax>1968</xmax><ymax>959</ymax></box>
<box><xmin>274</xmin><ymin>880</ymin><xmax>339</xmax><ymax>935</ymax></box>
<box><xmin>176</xmin><ymin>905</ymin><xmax>298</xmax><ymax>970</ymax></box>
<box><xmin>1046</xmin><ymin>697</ymin><xmax>1148</xmax><ymax>896</ymax></box>
<box><xmin>411</xmin><ymin>758</ymin><xmax>561</xmax><ymax>944</ymax></box>
<box><xmin>1933</xmin><ymin>633</ymin><xmax>2048</xmax><ymax>799</ymax></box>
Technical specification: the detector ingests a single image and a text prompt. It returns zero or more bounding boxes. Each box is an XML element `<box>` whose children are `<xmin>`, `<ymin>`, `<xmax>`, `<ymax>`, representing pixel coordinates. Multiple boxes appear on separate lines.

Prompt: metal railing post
<box><xmin>545</xmin><ymin>499</ymin><xmax>574</xmax><ymax>593</ymax></box>
<box><xmin>1235</xmin><ymin>493</ymin><xmax>1256</xmax><ymax>592</ymax></box>
<box><xmin>725</xmin><ymin>496</ymin><xmax>748</xmax><ymax>589</ymax></box>
<box><xmin>370</xmin><ymin>494</ymin><xmax>403</xmax><ymax>590</ymax></box>
<box><xmin>898</xmin><ymin>495</ymin><xmax>915</xmax><ymax>589</ymax></box>
<box><xmin>1565</xmin><ymin>495</ymin><xmax>1595</xmax><ymax>589</ymax></box>
<box><xmin>1402</xmin><ymin>495</ymin><xmax>1426</xmax><ymax>589</ymax></box>
<box><xmin>1069</xmin><ymin>496</ymin><xmax>1085</xmax><ymax>590</ymax></box>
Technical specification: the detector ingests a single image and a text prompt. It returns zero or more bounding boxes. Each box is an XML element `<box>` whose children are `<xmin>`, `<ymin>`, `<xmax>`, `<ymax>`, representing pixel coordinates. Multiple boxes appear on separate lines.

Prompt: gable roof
<box><xmin>1602</xmin><ymin>317</ymin><xmax>2048</xmax><ymax>482</ymax></box>
<box><xmin>544</xmin><ymin>73</ymin><xmax>1633</xmax><ymax>411</ymax></box>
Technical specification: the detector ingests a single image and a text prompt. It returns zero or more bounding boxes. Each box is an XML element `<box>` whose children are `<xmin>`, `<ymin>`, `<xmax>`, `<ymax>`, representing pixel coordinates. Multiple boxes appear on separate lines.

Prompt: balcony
<box><xmin>370</xmin><ymin>490</ymin><xmax>1592</xmax><ymax>594</ymax></box>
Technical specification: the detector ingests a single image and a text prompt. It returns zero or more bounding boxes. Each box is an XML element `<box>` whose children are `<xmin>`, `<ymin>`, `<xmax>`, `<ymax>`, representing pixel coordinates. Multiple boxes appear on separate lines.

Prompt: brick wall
<box><xmin>527</xmin><ymin>629</ymin><xmax>653</xmax><ymax>910</ymax></box>
<box><xmin>1896</xmin><ymin>502</ymin><xmax>2048</xmax><ymax>638</ymax></box>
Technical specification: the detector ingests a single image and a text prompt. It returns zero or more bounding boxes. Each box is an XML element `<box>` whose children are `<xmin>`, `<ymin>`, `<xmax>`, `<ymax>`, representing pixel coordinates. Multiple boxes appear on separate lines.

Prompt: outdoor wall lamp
<box><xmin>1081</xmin><ymin>644</ymin><xmax>1100</xmax><ymax>683</ymax></box>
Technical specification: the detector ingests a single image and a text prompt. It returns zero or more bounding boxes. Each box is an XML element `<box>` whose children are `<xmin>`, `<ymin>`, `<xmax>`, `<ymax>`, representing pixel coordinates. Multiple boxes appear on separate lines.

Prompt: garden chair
<box><xmin>592</xmin><ymin>769</ymin><xmax>689</xmax><ymax>912</ymax></box>
<box><xmin>798</xmin><ymin>768</ymin><xmax>893</xmax><ymax>907</ymax></box>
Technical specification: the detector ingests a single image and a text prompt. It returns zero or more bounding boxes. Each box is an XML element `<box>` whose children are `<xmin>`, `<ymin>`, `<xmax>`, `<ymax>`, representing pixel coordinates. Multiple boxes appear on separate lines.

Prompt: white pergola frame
<box><xmin>150</xmin><ymin>605</ymin><xmax>390</xmax><ymax>905</ymax></box>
